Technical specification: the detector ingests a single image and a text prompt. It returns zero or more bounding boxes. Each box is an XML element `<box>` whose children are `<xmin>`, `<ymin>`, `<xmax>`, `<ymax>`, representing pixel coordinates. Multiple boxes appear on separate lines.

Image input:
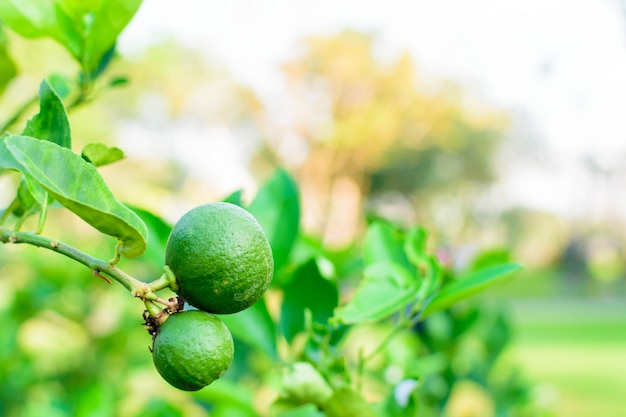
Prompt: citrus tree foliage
<box><xmin>0</xmin><ymin>4</ymin><xmax>546</xmax><ymax>417</ymax></box>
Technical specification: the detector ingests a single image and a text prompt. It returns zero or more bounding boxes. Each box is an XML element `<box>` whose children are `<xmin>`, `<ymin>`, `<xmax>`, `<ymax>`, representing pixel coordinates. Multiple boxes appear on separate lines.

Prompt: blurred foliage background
<box><xmin>1</xmin><ymin>3</ymin><xmax>626</xmax><ymax>416</ymax></box>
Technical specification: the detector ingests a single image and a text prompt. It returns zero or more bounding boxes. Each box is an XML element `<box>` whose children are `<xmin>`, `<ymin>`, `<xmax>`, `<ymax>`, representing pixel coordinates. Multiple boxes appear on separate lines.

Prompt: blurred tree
<box><xmin>269</xmin><ymin>31</ymin><xmax>508</xmax><ymax>246</ymax></box>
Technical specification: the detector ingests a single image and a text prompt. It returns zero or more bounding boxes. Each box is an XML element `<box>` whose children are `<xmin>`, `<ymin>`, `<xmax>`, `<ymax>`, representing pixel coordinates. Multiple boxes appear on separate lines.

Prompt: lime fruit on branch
<box><xmin>165</xmin><ymin>202</ymin><xmax>274</xmax><ymax>314</ymax></box>
<box><xmin>152</xmin><ymin>310</ymin><xmax>234</xmax><ymax>391</ymax></box>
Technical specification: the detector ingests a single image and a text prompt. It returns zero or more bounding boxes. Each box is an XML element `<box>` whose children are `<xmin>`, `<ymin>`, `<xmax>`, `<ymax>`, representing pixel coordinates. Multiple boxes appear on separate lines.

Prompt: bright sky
<box><xmin>120</xmin><ymin>0</ymin><xmax>626</xmax><ymax>218</ymax></box>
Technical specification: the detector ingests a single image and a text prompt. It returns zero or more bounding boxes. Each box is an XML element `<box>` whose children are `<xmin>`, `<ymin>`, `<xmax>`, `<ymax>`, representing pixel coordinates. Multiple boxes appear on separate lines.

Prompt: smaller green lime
<box><xmin>152</xmin><ymin>310</ymin><xmax>234</xmax><ymax>391</ymax></box>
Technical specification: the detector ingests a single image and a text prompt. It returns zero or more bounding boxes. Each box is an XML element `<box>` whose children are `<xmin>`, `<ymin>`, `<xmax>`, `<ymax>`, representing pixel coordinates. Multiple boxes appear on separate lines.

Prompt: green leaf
<box><xmin>2</xmin><ymin>176</ymin><xmax>46</xmax><ymax>220</ymax></box>
<box><xmin>414</xmin><ymin>255</ymin><xmax>443</xmax><ymax>301</ymax></box>
<box><xmin>0</xmin><ymin>135</ymin><xmax>147</xmax><ymax>258</ymax></box>
<box><xmin>12</xmin><ymin>185</ymin><xmax>36</xmax><ymax>218</ymax></box>
<box><xmin>193</xmin><ymin>378</ymin><xmax>257</xmax><ymax>417</ymax></box>
<box><xmin>47</xmin><ymin>73</ymin><xmax>73</xmax><ymax>98</ymax></box>
<box><xmin>219</xmin><ymin>299</ymin><xmax>277</xmax><ymax>360</ymax></box>
<box><xmin>0</xmin><ymin>0</ymin><xmax>143</xmax><ymax>75</ymax></box>
<box><xmin>128</xmin><ymin>206</ymin><xmax>172</xmax><ymax>270</ymax></box>
<box><xmin>421</xmin><ymin>263</ymin><xmax>522</xmax><ymax>318</ymax></box>
<box><xmin>0</xmin><ymin>29</ymin><xmax>17</xmax><ymax>95</ymax></box>
<box><xmin>52</xmin><ymin>3</ymin><xmax>82</xmax><ymax>59</ymax></box>
<box><xmin>74</xmin><ymin>381</ymin><xmax>116</xmax><ymax>417</ymax></box>
<box><xmin>54</xmin><ymin>0</ymin><xmax>142</xmax><ymax>74</ymax></box>
<box><xmin>0</xmin><ymin>0</ymin><xmax>58</xmax><ymax>38</ymax></box>
<box><xmin>82</xmin><ymin>43</ymin><xmax>115</xmax><ymax>82</ymax></box>
<box><xmin>382</xmin><ymin>379</ymin><xmax>420</xmax><ymax>417</ymax></box>
<box><xmin>15</xmin><ymin>175</ymin><xmax>47</xmax><ymax>216</ymax></box>
<box><xmin>333</xmin><ymin>262</ymin><xmax>418</xmax><ymax>325</ymax></box>
<box><xmin>133</xmin><ymin>399</ymin><xmax>184</xmax><ymax>417</ymax></box>
<box><xmin>280</xmin><ymin>362</ymin><xmax>333</xmax><ymax>406</ymax></box>
<box><xmin>323</xmin><ymin>387</ymin><xmax>378</xmax><ymax>417</ymax></box>
<box><xmin>222</xmin><ymin>189</ymin><xmax>244</xmax><ymax>206</ymax></box>
<box><xmin>364</xmin><ymin>221</ymin><xmax>411</xmax><ymax>269</ymax></box>
<box><xmin>281</xmin><ymin>260</ymin><xmax>339</xmax><ymax>341</ymax></box>
<box><xmin>108</xmin><ymin>76</ymin><xmax>128</xmax><ymax>88</ymax></box>
<box><xmin>81</xmin><ymin>143</ymin><xmax>124</xmax><ymax>166</ymax></box>
<box><xmin>80</xmin><ymin>0</ymin><xmax>142</xmax><ymax>74</ymax></box>
<box><xmin>57</xmin><ymin>0</ymin><xmax>103</xmax><ymax>20</ymax></box>
<box><xmin>403</xmin><ymin>226</ymin><xmax>429</xmax><ymax>266</ymax></box>
<box><xmin>22</xmin><ymin>79</ymin><xmax>71</xmax><ymax>148</ymax></box>
<box><xmin>248</xmin><ymin>168</ymin><xmax>300</xmax><ymax>271</ymax></box>
<box><xmin>403</xmin><ymin>226</ymin><xmax>443</xmax><ymax>301</ymax></box>
<box><xmin>272</xmin><ymin>403</ymin><xmax>324</xmax><ymax>417</ymax></box>
<box><xmin>471</xmin><ymin>248</ymin><xmax>511</xmax><ymax>271</ymax></box>
<box><xmin>0</xmin><ymin>53</ymin><xmax>16</xmax><ymax>96</ymax></box>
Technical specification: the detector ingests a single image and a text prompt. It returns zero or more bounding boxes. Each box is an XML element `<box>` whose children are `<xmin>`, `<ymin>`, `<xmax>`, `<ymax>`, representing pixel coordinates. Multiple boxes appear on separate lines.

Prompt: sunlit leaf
<box><xmin>333</xmin><ymin>262</ymin><xmax>418</xmax><ymax>324</ymax></box>
<box><xmin>414</xmin><ymin>255</ymin><xmax>443</xmax><ymax>301</ymax></box>
<box><xmin>133</xmin><ymin>399</ymin><xmax>184</xmax><ymax>417</ymax></box>
<box><xmin>57</xmin><ymin>0</ymin><xmax>103</xmax><ymax>19</ymax></box>
<box><xmin>81</xmin><ymin>143</ymin><xmax>124</xmax><ymax>166</ymax></box>
<box><xmin>0</xmin><ymin>0</ymin><xmax>58</xmax><ymax>38</ymax></box>
<box><xmin>363</xmin><ymin>221</ymin><xmax>411</xmax><ymax>269</ymax></box>
<box><xmin>0</xmin><ymin>135</ymin><xmax>147</xmax><ymax>258</ymax></box>
<box><xmin>277</xmin><ymin>404</ymin><xmax>325</xmax><ymax>417</ymax></box>
<box><xmin>471</xmin><ymin>248</ymin><xmax>511</xmax><ymax>271</ymax></box>
<box><xmin>52</xmin><ymin>3</ymin><xmax>82</xmax><ymax>58</ymax></box>
<box><xmin>281</xmin><ymin>260</ymin><xmax>339</xmax><ymax>341</ymax></box>
<box><xmin>403</xmin><ymin>226</ymin><xmax>429</xmax><ymax>266</ymax></box>
<box><xmin>323</xmin><ymin>387</ymin><xmax>378</xmax><ymax>417</ymax></box>
<box><xmin>15</xmin><ymin>175</ymin><xmax>47</xmax><ymax>216</ymax></box>
<box><xmin>0</xmin><ymin>0</ymin><xmax>143</xmax><ymax>75</ymax></box>
<box><xmin>280</xmin><ymin>362</ymin><xmax>333</xmax><ymax>406</ymax></box>
<box><xmin>271</xmin><ymin>402</ymin><xmax>324</xmax><ymax>417</ymax></box>
<box><xmin>222</xmin><ymin>189</ymin><xmax>244</xmax><ymax>206</ymax></box>
<box><xmin>248</xmin><ymin>168</ymin><xmax>300</xmax><ymax>272</ymax></box>
<box><xmin>421</xmin><ymin>263</ymin><xmax>522</xmax><ymax>318</ymax></box>
<box><xmin>128</xmin><ymin>206</ymin><xmax>172</xmax><ymax>271</ymax></box>
<box><xmin>1</xmin><ymin>175</ymin><xmax>47</xmax><ymax>221</ymax></box>
<box><xmin>16</xmin><ymin>79</ymin><xmax>70</xmax><ymax>225</ymax></box>
<box><xmin>47</xmin><ymin>73</ymin><xmax>73</xmax><ymax>98</ymax></box>
<box><xmin>22</xmin><ymin>79</ymin><xmax>71</xmax><ymax>148</ymax></box>
<box><xmin>0</xmin><ymin>27</ymin><xmax>17</xmax><ymax>95</ymax></box>
<box><xmin>84</xmin><ymin>0</ymin><xmax>142</xmax><ymax>70</ymax></box>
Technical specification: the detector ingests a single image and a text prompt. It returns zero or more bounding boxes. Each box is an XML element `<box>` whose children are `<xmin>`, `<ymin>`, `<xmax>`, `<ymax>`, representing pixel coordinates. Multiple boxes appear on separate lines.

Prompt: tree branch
<box><xmin>0</xmin><ymin>227</ymin><xmax>146</xmax><ymax>294</ymax></box>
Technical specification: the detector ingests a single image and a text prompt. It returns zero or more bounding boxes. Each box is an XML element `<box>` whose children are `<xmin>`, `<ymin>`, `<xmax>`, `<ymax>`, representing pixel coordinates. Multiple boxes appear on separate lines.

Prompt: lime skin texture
<box><xmin>152</xmin><ymin>310</ymin><xmax>234</xmax><ymax>391</ymax></box>
<box><xmin>165</xmin><ymin>202</ymin><xmax>274</xmax><ymax>314</ymax></box>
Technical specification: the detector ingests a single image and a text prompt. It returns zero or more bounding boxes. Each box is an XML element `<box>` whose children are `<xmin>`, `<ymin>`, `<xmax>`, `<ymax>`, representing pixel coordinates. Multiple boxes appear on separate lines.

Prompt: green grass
<box><xmin>508</xmin><ymin>298</ymin><xmax>626</xmax><ymax>417</ymax></box>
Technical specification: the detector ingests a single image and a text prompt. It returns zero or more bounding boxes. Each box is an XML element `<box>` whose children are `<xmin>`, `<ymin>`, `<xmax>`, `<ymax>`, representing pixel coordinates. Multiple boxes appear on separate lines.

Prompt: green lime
<box><xmin>165</xmin><ymin>202</ymin><xmax>274</xmax><ymax>314</ymax></box>
<box><xmin>152</xmin><ymin>310</ymin><xmax>234</xmax><ymax>391</ymax></box>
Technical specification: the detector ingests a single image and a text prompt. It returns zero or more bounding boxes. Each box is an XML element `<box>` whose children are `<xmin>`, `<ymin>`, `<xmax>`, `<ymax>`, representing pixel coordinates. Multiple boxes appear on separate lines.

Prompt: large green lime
<box><xmin>152</xmin><ymin>310</ymin><xmax>233</xmax><ymax>391</ymax></box>
<box><xmin>165</xmin><ymin>202</ymin><xmax>274</xmax><ymax>314</ymax></box>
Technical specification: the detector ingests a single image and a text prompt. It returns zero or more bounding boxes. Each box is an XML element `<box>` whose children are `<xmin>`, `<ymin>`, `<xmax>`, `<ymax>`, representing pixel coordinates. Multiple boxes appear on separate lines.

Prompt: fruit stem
<box><xmin>0</xmin><ymin>227</ymin><xmax>148</xmax><ymax>294</ymax></box>
<box><xmin>148</xmin><ymin>266</ymin><xmax>179</xmax><ymax>292</ymax></box>
<box><xmin>144</xmin><ymin>300</ymin><xmax>164</xmax><ymax>317</ymax></box>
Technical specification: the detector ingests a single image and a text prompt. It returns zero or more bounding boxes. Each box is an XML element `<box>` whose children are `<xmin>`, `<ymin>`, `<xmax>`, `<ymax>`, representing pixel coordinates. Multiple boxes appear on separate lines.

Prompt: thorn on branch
<box><xmin>92</xmin><ymin>269</ymin><xmax>111</xmax><ymax>284</ymax></box>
